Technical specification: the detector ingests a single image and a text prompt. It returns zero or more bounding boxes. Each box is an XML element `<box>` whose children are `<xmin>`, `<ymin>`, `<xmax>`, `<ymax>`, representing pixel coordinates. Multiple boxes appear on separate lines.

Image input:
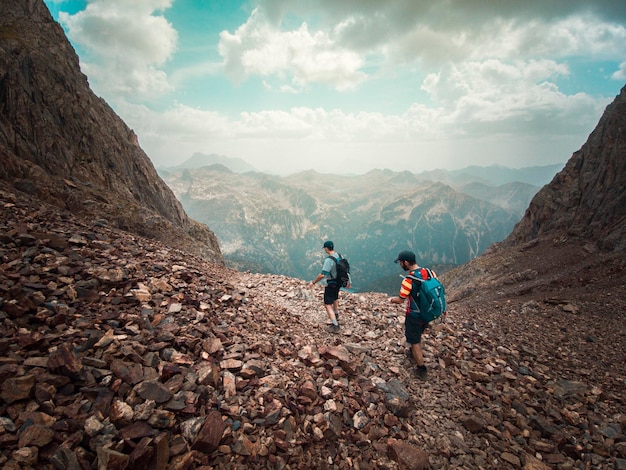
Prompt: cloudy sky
<box><xmin>43</xmin><ymin>0</ymin><xmax>626</xmax><ymax>175</ymax></box>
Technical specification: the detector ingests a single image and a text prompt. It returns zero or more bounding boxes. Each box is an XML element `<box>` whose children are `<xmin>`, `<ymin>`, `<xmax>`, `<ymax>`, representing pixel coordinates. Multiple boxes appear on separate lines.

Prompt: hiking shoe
<box><xmin>327</xmin><ymin>324</ymin><xmax>340</xmax><ymax>334</ymax></box>
<box><xmin>415</xmin><ymin>365</ymin><xmax>428</xmax><ymax>380</ymax></box>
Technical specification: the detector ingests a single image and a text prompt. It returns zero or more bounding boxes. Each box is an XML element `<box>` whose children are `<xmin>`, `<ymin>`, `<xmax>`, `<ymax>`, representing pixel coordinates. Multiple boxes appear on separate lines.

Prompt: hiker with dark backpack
<box><xmin>309</xmin><ymin>240</ymin><xmax>351</xmax><ymax>333</ymax></box>
<box><xmin>388</xmin><ymin>250</ymin><xmax>446</xmax><ymax>380</ymax></box>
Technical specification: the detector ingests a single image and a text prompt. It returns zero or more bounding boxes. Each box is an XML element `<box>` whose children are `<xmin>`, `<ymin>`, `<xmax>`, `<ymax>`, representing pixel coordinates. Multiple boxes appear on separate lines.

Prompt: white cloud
<box><xmin>216</xmin><ymin>2</ymin><xmax>626</xmax><ymax>95</ymax></box>
<box><xmin>352</xmin><ymin>11</ymin><xmax>626</xmax><ymax>67</ymax></box>
<box><xmin>113</xmin><ymin>53</ymin><xmax>604</xmax><ymax>174</ymax></box>
<box><xmin>613</xmin><ymin>62</ymin><xmax>626</xmax><ymax>80</ymax></box>
<box><xmin>58</xmin><ymin>0</ymin><xmax>177</xmax><ymax>96</ymax></box>
<box><xmin>218</xmin><ymin>8</ymin><xmax>367</xmax><ymax>91</ymax></box>
<box><xmin>420</xmin><ymin>59</ymin><xmax>604</xmax><ymax>138</ymax></box>
<box><xmin>49</xmin><ymin>0</ymin><xmax>622</xmax><ymax>175</ymax></box>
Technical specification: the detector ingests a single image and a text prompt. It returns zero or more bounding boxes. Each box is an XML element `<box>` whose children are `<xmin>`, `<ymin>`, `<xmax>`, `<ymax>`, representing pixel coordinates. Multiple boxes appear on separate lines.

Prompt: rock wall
<box><xmin>507</xmin><ymin>85</ymin><xmax>626</xmax><ymax>251</ymax></box>
<box><xmin>0</xmin><ymin>0</ymin><xmax>223</xmax><ymax>263</ymax></box>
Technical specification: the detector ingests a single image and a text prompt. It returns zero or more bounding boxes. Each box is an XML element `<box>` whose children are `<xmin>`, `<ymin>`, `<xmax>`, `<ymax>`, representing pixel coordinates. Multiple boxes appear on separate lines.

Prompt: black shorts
<box><xmin>405</xmin><ymin>313</ymin><xmax>428</xmax><ymax>344</ymax></box>
<box><xmin>324</xmin><ymin>282</ymin><xmax>340</xmax><ymax>305</ymax></box>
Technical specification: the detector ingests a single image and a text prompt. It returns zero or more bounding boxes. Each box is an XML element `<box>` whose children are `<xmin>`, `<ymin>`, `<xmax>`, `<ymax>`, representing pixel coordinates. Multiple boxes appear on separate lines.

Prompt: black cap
<box><xmin>394</xmin><ymin>250</ymin><xmax>416</xmax><ymax>263</ymax></box>
<box><xmin>323</xmin><ymin>240</ymin><xmax>334</xmax><ymax>250</ymax></box>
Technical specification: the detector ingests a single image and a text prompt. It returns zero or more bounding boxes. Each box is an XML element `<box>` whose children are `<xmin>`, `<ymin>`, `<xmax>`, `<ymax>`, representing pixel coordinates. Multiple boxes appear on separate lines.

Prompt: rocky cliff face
<box><xmin>0</xmin><ymin>0</ymin><xmax>223</xmax><ymax>263</ymax></box>
<box><xmin>443</xmin><ymin>85</ymin><xmax>626</xmax><ymax>305</ymax></box>
<box><xmin>507</xmin><ymin>85</ymin><xmax>626</xmax><ymax>251</ymax></box>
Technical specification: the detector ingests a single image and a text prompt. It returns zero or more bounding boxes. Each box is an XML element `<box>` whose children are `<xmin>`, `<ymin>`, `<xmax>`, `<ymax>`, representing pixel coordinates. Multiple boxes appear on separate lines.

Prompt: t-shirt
<box><xmin>321</xmin><ymin>254</ymin><xmax>339</xmax><ymax>281</ymax></box>
<box><xmin>398</xmin><ymin>268</ymin><xmax>429</xmax><ymax>314</ymax></box>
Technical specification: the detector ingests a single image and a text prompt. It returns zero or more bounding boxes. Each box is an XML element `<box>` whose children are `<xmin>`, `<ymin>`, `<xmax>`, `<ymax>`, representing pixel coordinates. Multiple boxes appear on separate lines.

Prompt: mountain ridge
<box><xmin>419</xmin><ymin>163</ymin><xmax>564</xmax><ymax>187</ymax></box>
<box><xmin>0</xmin><ymin>0</ymin><xmax>223</xmax><ymax>264</ymax></box>
<box><xmin>162</xmin><ymin>166</ymin><xmax>537</xmax><ymax>291</ymax></box>
<box><xmin>442</xmin><ymin>85</ymin><xmax>626</xmax><ymax>303</ymax></box>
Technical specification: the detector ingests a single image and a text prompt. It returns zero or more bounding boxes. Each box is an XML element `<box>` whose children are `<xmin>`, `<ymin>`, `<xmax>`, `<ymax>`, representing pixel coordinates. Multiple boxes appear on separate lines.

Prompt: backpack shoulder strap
<box><xmin>405</xmin><ymin>268</ymin><xmax>431</xmax><ymax>282</ymax></box>
<box><xmin>402</xmin><ymin>272</ymin><xmax>421</xmax><ymax>310</ymax></box>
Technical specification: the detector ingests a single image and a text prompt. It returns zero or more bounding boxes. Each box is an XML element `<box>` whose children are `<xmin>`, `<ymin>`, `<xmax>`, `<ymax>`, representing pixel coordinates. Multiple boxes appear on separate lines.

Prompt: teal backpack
<box><xmin>406</xmin><ymin>268</ymin><xmax>446</xmax><ymax>322</ymax></box>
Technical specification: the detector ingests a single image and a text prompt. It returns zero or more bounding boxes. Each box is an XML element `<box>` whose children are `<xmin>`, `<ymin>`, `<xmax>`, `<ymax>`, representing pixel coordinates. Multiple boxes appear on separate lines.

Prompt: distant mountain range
<box><xmin>159</xmin><ymin>163</ymin><xmax>561</xmax><ymax>293</ymax></box>
<box><xmin>161</xmin><ymin>152</ymin><xmax>259</xmax><ymax>174</ymax></box>
<box><xmin>418</xmin><ymin>163</ymin><xmax>563</xmax><ymax>187</ymax></box>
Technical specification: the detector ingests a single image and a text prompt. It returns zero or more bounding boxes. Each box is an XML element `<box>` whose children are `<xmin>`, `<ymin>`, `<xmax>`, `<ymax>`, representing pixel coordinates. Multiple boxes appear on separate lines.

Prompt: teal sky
<box><xmin>43</xmin><ymin>0</ymin><xmax>626</xmax><ymax>175</ymax></box>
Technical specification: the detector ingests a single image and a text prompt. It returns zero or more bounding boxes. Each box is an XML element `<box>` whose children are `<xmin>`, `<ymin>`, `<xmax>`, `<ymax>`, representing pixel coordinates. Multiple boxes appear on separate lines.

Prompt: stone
<box><xmin>299</xmin><ymin>380</ymin><xmax>318</xmax><ymax>400</ymax></box>
<box><xmin>1</xmin><ymin>375</ymin><xmax>35</xmax><ymax>403</ymax></box>
<box><xmin>110</xmin><ymin>360</ymin><xmax>144</xmax><ymax>385</ymax></box>
<box><xmin>134</xmin><ymin>381</ymin><xmax>174</xmax><ymax>403</ymax></box>
<box><xmin>118</xmin><ymin>421</ymin><xmax>156</xmax><ymax>440</ymax></box>
<box><xmin>501</xmin><ymin>451</ymin><xmax>521</xmax><ymax>467</ymax></box>
<box><xmin>129</xmin><ymin>436</ymin><xmax>155</xmax><ymax>468</ymax></box>
<box><xmin>96</xmin><ymin>447</ymin><xmax>129</xmax><ymax>470</ymax></box>
<box><xmin>191</xmin><ymin>411</ymin><xmax>226</xmax><ymax>454</ymax></box>
<box><xmin>463</xmin><ymin>415</ymin><xmax>485</xmax><ymax>433</ymax></box>
<box><xmin>388</xmin><ymin>439</ymin><xmax>429</xmax><ymax>470</ymax></box>
<box><xmin>376</xmin><ymin>378</ymin><xmax>410</xmax><ymax>418</ymax></box>
<box><xmin>17</xmin><ymin>424</ymin><xmax>55</xmax><ymax>448</ymax></box>
<box><xmin>47</xmin><ymin>343</ymin><xmax>84</xmax><ymax>380</ymax></box>
<box><xmin>12</xmin><ymin>447</ymin><xmax>38</xmax><ymax>466</ymax></box>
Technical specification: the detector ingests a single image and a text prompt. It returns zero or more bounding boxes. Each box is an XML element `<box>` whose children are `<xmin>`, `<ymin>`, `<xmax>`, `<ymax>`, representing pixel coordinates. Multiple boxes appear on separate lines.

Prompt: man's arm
<box><xmin>309</xmin><ymin>273</ymin><xmax>326</xmax><ymax>286</ymax></box>
<box><xmin>388</xmin><ymin>277</ymin><xmax>412</xmax><ymax>303</ymax></box>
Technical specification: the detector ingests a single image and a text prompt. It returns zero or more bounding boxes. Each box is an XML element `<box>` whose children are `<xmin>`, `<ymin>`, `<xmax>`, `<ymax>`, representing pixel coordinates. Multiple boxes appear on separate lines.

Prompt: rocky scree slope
<box><xmin>0</xmin><ymin>180</ymin><xmax>625</xmax><ymax>469</ymax></box>
<box><xmin>438</xmin><ymin>85</ymin><xmax>626</xmax><ymax>466</ymax></box>
<box><xmin>0</xmin><ymin>0</ymin><xmax>222</xmax><ymax>264</ymax></box>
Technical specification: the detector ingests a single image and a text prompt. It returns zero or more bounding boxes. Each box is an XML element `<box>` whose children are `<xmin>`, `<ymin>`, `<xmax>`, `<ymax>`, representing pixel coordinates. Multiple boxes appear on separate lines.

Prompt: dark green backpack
<box><xmin>329</xmin><ymin>254</ymin><xmax>351</xmax><ymax>287</ymax></box>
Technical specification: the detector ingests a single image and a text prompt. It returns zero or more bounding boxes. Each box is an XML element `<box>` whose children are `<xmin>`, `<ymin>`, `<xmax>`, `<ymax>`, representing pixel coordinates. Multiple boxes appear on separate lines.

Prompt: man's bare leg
<box><xmin>325</xmin><ymin>304</ymin><xmax>338</xmax><ymax>325</ymax></box>
<box><xmin>411</xmin><ymin>343</ymin><xmax>424</xmax><ymax>366</ymax></box>
<box><xmin>411</xmin><ymin>343</ymin><xmax>428</xmax><ymax>379</ymax></box>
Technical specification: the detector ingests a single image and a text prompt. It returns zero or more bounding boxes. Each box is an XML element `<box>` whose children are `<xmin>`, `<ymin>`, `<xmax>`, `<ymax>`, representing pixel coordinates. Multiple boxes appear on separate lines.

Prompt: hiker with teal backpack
<box><xmin>388</xmin><ymin>250</ymin><xmax>446</xmax><ymax>380</ymax></box>
<box><xmin>309</xmin><ymin>240</ymin><xmax>351</xmax><ymax>333</ymax></box>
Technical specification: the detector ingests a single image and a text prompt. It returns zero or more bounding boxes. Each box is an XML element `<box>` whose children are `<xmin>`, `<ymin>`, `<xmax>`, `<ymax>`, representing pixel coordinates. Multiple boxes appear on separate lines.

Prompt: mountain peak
<box><xmin>443</xmin><ymin>84</ymin><xmax>626</xmax><ymax>309</ymax></box>
<box><xmin>167</xmin><ymin>152</ymin><xmax>258</xmax><ymax>173</ymax></box>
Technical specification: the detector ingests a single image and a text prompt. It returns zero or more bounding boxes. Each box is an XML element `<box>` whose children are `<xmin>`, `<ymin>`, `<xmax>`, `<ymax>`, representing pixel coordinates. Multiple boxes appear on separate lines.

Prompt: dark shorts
<box><xmin>324</xmin><ymin>282</ymin><xmax>340</xmax><ymax>305</ymax></box>
<box><xmin>405</xmin><ymin>313</ymin><xmax>428</xmax><ymax>344</ymax></box>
